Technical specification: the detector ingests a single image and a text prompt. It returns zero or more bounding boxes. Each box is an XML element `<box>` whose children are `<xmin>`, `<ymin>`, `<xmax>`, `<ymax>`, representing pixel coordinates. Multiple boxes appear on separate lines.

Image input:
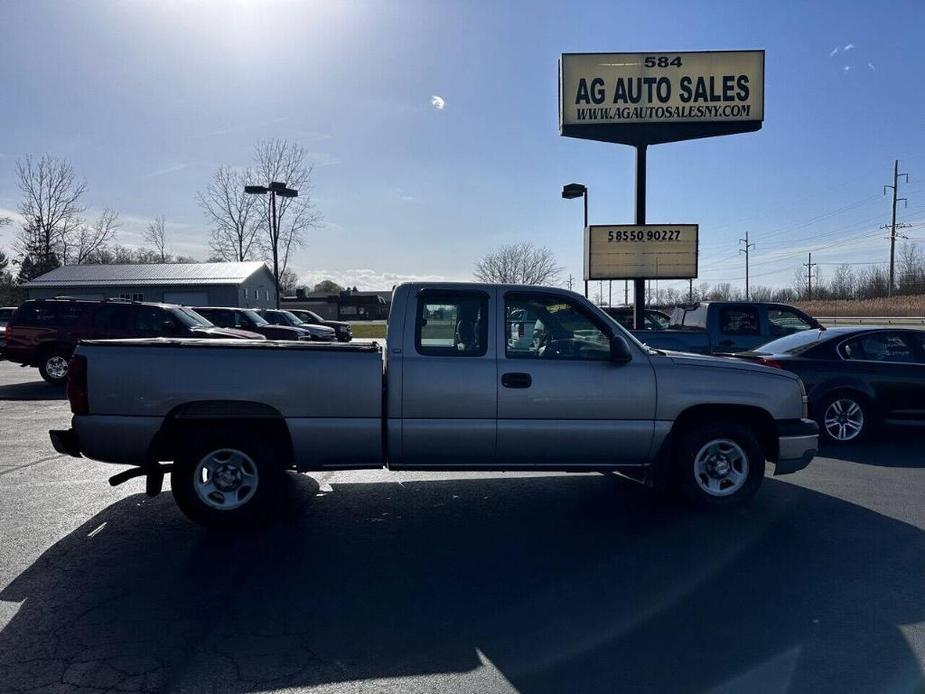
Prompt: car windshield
<box><xmin>173</xmin><ymin>307</ymin><xmax>213</xmax><ymax>328</ymax></box>
<box><xmin>755</xmin><ymin>328</ymin><xmax>827</xmax><ymax>354</ymax></box>
<box><xmin>242</xmin><ymin>310</ymin><xmax>268</xmax><ymax>327</ymax></box>
<box><xmin>279</xmin><ymin>311</ymin><xmax>305</xmax><ymax>326</ymax></box>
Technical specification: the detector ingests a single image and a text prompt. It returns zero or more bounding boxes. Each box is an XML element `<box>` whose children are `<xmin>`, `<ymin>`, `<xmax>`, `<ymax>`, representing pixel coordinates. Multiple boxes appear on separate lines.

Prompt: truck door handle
<box><xmin>501</xmin><ymin>372</ymin><xmax>532</xmax><ymax>389</ymax></box>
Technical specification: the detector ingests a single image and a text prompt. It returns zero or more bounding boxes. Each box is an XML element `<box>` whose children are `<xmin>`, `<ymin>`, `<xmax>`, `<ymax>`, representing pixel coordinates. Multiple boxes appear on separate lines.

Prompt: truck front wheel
<box><xmin>172</xmin><ymin>430</ymin><xmax>281</xmax><ymax>529</ymax></box>
<box><xmin>674</xmin><ymin>422</ymin><xmax>765</xmax><ymax>509</ymax></box>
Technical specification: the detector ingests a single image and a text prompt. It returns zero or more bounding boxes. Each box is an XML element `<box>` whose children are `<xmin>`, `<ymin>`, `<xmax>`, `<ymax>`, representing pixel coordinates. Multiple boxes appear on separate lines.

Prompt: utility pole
<box><xmin>567</xmin><ymin>274</ymin><xmax>574</xmax><ymax>291</ymax></box>
<box><xmin>882</xmin><ymin>159</ymin><xmax>909</xmax><ymax>297</ymax></box>
<box><xmin>739</xmin><ymin>231</ymin><xmax>755</xmax><ymax>300</ymax></box>
<box><xmin>688</xmin><ymin>278</ymin><xmax>693</xmax><ymax>301</ymax></box>
<box><xmin>624</xmin><ymin>280</ymin><xmax>628</xmax><ymax>306</ymax></box>
<box><xmin>803</xmin><ymin>252</ymin><xmax>817</xmax><ymax>300</ymax></box>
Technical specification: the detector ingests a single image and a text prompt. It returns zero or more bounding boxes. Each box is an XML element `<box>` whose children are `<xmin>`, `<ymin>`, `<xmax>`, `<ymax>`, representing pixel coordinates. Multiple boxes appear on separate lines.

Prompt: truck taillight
<box><xmin>67</xmin><ymin>355</ymin><xmax>89</xmax><ymax>415</ymax></box>
<box><xmin>757</xmin><ymin>357</ymin><xmax>783</xmax><ymax>369</ymax></box>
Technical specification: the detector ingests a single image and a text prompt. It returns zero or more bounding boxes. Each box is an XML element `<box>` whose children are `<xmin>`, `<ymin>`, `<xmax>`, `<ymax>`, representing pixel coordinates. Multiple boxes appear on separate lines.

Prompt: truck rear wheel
<box><xmin>674</xmin><ymin>421</ymin><xmax>765</xmax><ymax>509</ymax></box>
<box><xmin>172</xmin><ymin>430</ymin><xmax>281</xmax><ymax>529</ymax></box>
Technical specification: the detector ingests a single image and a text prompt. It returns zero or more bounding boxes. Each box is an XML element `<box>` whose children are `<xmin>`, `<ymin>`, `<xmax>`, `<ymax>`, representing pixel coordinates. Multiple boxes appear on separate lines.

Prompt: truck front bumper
<box><xmin>775</xmin><ymin>418</ymin><xmax>819</xmax><ymax>475</ymax></box>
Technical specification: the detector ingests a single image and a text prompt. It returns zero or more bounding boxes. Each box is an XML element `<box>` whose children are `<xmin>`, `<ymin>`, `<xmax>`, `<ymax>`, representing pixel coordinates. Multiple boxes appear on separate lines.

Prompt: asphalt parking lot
<box><xmin>1</xmin><ymin>360</ymin><xmax>924</xmax><ymax>694</ymax></box>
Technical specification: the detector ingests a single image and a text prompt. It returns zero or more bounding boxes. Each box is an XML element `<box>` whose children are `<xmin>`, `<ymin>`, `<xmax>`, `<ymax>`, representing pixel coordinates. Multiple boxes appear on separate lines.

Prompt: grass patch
<box><xmin>349</xmin><ymin>322</ymin><xmax>387</xmax><ymax>339</ymax></box>
<box><xmin>795</xmin><ymin>296</ymin><xmax>925</xmax><ymax>317</ymax></box>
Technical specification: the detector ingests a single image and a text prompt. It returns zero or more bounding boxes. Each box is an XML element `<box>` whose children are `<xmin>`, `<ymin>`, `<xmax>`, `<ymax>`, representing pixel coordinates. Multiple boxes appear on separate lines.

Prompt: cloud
<box><xmin>843</xmin><ymin>65</ymin><xmax>851</xmax><ymax>72</ymax></box>
<box><xmin>829</xmin><ymin>47</ymin><xmax>839</xmax><ymax>57</ymax></box>
<box><xmin>291</xmin><ymin>267</ymin><xmax>457</xmax><ymax>291</ymax></box>
<box><xmin>868</xmin><ymin>62</ymin><xmax>876</xmax><ymax>71</ymax></box>
<box><xmin>430</xmin><ymin>95</ymin><xmax>446</xmax><ymax>111</ymax></box>
<box><xmin>305</xmin><ymin>151</ymin><xmax>341</xmax><ymax>168</ymax></box>
<box><xmin>144</xmin><ymin>162</ymin><xmax>189</xmax><ymax>178</ymax></box>
<box><xmin>844</xmin><ymin>43</ymin><xmax>855</xmax><ymax>51</ymax></box>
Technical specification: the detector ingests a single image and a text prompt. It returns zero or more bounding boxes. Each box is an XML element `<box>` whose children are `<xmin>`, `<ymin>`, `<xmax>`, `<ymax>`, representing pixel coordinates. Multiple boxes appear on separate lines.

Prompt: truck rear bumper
<box><xmin>50</xmin><ymin>429</ymin><xmax>81</xmax><ymax>457</ymax></box>
<box><xmin>63</xmin><ymin>415</ymin><xmax>162</xmax><ymax>465</ymax></box>
<box><xmin>775</xmin><ymin>418</ymin><xmax>819</xmax><ymax>475</ymax></box>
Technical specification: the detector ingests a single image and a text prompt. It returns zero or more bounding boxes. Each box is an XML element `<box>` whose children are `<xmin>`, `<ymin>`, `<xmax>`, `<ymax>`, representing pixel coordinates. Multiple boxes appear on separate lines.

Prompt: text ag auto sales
<box><xmin>573</xmin><ymin>74</ymin><xmax>751</xmax><ymax>106</ymax></box>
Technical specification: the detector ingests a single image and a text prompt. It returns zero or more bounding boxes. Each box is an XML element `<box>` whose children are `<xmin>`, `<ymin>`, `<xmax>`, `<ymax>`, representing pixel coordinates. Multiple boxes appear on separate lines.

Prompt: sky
<box><xmin>1</xmin><ymin>0</ymin><xmax>924</xmax><ymax>296</ymax></box>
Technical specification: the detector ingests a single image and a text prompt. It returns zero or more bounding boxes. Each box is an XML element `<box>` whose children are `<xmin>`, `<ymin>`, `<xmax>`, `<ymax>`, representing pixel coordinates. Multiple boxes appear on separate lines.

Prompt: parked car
<box><xmin>629</xmin><ymin>301</ymin><xmax>823</xmax><ymax>354</ymax></box>
<box><xmin>604</xmin><ymin>306</ymin><xmax>671</xmax><ymax>331</ymax></box>
<box><xmin>193</xmin><ymin>307</ymin><xmax>310</xmax><ymax>341</ymax></box>
<box><xmin>287</xmin><ymin>308</ymin><xmax>352</xmax><ymax>342</ymax></box>
<box><xmin>0</xmin><ymin>306</ymin><xmax>16</xmax><ymax>357</ymax></box>
<box><xmin>727</xmin><ymin>326</ymin><xmax>925</xmax><ymax>444</ymax></box>
<box><xmin>4</xmin><ymin>298</ymin><xmax>264</xmax><ymax>385</ymax></box>
<box><xmin>257</xmin><ymin>309</ymin><xmax>337</xmax><ymax>342</ymax></box>
<box><xmin>51</xmin><ymin>282</ymin><xmax>817</xmax><ymax>529</ymax></box>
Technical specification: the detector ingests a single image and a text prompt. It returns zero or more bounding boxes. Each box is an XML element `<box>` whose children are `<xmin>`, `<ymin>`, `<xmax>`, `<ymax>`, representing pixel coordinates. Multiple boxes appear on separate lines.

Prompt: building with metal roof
<box><xmin>24</xmin><ymin>262</ymin><xmax>277</xmax><ymax>308</ymax></box>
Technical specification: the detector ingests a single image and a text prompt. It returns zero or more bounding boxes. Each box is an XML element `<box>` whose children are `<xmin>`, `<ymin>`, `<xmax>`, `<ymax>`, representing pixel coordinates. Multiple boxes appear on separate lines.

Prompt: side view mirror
<box><xmin>610</xmin><ymin>335</ymin><xmax>632</xmax><ymax>365</ymax></box>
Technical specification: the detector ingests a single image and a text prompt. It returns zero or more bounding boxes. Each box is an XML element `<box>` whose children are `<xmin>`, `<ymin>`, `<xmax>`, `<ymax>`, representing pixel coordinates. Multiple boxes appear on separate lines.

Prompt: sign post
<box><xmin>559</xmin><ymin>50</ymin><xmax>764</xmax><ymax>328</ymax></box>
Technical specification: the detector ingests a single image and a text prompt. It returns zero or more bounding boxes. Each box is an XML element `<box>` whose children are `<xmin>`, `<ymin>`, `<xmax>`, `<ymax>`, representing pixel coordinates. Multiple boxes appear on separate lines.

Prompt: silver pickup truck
<box><xmin>50</xmin><ymin>282</ymin><xmax>818</xmax><ymax>528</ymax></box>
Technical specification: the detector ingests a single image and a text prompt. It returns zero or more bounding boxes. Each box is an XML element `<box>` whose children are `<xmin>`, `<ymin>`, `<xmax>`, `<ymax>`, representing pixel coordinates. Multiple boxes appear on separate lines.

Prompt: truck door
<box><xmin>397</xmin><ymin>288</ymin><xmax>498</xmax><ymax>466</ymax></box>
<box><xmin>497</xmin><ymin>290</ymin><xmax>656</xmax><ymax>466</ymax></box>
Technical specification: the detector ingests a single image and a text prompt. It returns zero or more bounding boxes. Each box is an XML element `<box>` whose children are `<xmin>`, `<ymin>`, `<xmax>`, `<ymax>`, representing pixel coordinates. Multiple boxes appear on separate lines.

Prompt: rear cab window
<box><xmin>719</xmin><ymin>306</ymin><xmax>760</xmax><ymax>335</ymax></box>
<box><xmin>415</xmin><ymin>291</ymin><xmax>488</xmax><ymax>356</ymax></box>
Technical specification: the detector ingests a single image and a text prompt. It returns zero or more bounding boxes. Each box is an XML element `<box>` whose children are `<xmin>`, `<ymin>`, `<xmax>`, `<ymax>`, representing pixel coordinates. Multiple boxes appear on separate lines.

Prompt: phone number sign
<box><xmin>583</xmin><ymin>224</ymin><xmax>699</xmax><ymax>280</ymax></box>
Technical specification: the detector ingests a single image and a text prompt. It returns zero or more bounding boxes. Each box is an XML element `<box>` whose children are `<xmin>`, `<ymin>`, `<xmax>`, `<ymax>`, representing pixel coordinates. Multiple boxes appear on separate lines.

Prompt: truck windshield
<box><xmin>279</xmin><ymin>311</ymin><xmax>305</xmax><ymax>326</ymax></box>
<box><xmin>670</xmin><ymin>305</ymin><xmax>708</xmax><ymax>329</ymax></box>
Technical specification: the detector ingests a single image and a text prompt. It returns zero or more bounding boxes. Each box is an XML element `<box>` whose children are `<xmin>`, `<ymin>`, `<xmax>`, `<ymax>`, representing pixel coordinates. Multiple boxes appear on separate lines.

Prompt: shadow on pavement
<box><xmin>0</xmin><ymin>379</ymin><xmax>65</xmax><ymax>401</ymax></box>
<box><xmin>1</xmin><ymin>472</ymin><xmax>924</xmax><ymax>693</ymax></box>
<box><xmin>820</xmin><ymin>427</ymin><xmax>925</xmax><ymax>467</ymax></box>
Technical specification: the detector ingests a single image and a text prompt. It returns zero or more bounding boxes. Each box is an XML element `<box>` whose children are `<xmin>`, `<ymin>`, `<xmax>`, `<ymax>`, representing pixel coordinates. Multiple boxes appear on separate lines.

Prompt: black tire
<box><xmin>674</xmin><ymin>421</ymin><xmax>766</xmax><ymax>509</ymax></box>
<box><xmin>171</xmin><ymin>429</ymin><xmax>283</xmax><ymax>529</ymax></box>
<box><xmin>817</xmin><ymin>392</ymin><xmax>872</xmax><ymax>445</ymax></box>
<box><xmin>38</xmin><ymin>348</ymin><xmax>72</xmax><ymax>386</ymax></box>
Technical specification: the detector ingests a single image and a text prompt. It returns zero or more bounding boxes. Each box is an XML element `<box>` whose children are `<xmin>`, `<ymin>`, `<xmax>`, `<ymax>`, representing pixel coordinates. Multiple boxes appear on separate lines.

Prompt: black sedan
<box><xmin>731</xmin><ymin>326</ymin><xmax>925</xmax><ymax>444</ymax></box>
<box><xmin>287</xmin><ymin>309</ymin><xmax>352</xmax><ymax>342</ymax></box>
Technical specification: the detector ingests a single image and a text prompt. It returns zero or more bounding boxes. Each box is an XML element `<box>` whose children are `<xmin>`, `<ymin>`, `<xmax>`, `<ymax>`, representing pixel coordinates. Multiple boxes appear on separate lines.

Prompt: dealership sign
<box><xmin>584</xmin><ymin>224</ymin><xmax>699</xmax><ymax>280</ymax></box>
<box><xmin>560</xmin><ymin>51</ymin><xmax>764</xmax><ymax>145</ymax></box>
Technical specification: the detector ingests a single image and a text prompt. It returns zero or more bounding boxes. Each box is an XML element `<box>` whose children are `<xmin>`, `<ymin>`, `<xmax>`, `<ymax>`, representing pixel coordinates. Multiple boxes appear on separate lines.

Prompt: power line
<box><xmin>738</xmin><ymin>231</ymin><xmax>755</xmax><ymax>299</ymax></box>
<box><xmin>804</xmin><ymin>252</ymin><xmax>818</xmax><ymax>300</ymax></box>
<box><xmin>882</xmin><ymin>159</ymin><xmax>910</xmax><ymax>296</ymax></box>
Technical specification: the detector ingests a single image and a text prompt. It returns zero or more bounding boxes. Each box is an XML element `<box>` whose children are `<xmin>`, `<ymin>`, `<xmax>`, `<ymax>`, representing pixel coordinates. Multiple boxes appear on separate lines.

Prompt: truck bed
<box><xmin>72</xmin><ymin>338</ymin><xmax>385</xmax><ymax>469</ymax></box>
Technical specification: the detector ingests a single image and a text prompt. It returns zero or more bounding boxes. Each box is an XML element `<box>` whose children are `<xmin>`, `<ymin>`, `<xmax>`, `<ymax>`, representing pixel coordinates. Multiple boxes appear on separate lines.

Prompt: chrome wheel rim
<box><xmin>824</xmin><ymin>398</ymin><xmax>864</xmax><ymax>441</ymax></box>
<box><xmin>194</xmin><ymin>449</ymin><xmax>259</xmax><ymax>511</ymax></box>
<box><xmin>693</xmin><ymin>438</ymin><xmax>749</xmax><ymax>497</ymax></box>
<box><xmin>46</xmin><ymin>356</ymin><xmax>69</xmax><ymax>380</ymax></box>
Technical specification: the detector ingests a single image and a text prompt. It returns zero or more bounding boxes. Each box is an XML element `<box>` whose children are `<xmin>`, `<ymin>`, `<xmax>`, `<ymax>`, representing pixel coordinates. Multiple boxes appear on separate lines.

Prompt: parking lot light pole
<box><xmin>562</xmin><ymin>183</ymin><xmax>588</xmax><ymax>297</ymax></box>
<box><xmin>245</xmin><ymin>182</ymin><xmax>298</xmax><ymax>309</ymax></box>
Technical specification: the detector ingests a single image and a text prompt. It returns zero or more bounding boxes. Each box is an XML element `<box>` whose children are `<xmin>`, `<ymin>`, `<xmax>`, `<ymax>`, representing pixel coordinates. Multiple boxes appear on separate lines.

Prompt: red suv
<box><xmin>4</xmin><ymin>298</ymin><xmax>264</xmax><ymax>385</ymax></box>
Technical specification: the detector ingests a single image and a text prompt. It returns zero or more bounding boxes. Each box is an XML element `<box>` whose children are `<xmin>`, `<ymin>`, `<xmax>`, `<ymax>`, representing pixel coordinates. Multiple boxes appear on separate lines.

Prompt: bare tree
<box><xmin>474</xmin><ymin>242</ymin><xmax>562</xmax><ymax>285</ymax></box>
<box><xmin>198</xmin><ymin>166</ymin><xmax>263</xmax><ymax>262</ymax></box>
<box><xmin>145</xmin><ymin>215</ymin><xmax>169</xmax><ymax>263</ymax></box>
<box><xmin>279</xmin><ymin>267</ymin><xmax>300</xmax><ymax>296</ymax></box>
<box><xmin>830</xmin><ymin>264</ymin><xmax>855</xmax><ymax>300</ymax></box>
<box><xmin>72</xmin><ymin>208</ymin><xmax>120</xmax><ymax>264</ymax></box>
<box><xmin>252</xmin><ymin>139</ymin><xmax>322</xmax><ymax>305</ymax></box>
<box><xmin>15</xmin><ymin>154</ymin><xmax>87</xmax><ymax>273</ymax></box>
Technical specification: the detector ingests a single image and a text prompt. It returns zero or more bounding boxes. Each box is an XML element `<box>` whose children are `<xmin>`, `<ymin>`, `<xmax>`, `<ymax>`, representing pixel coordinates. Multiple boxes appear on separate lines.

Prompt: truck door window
<box><xmin>415</xmin><ymin>292</ymin><xmax>488</xmax><ymax>356</ymax></box>
<box><xmin>506</xmin><ymin>293</ymin><xmax>610</xmax><ymax>360</ymax></box>
<box><xmin>768</xmin><ymin>307</ymin><xmax>814</xmax><ymax>337</ymax></box>
<box><xmin>720</xmin><ymin>307</ymin><xmax>759</xmax><ymax>335</ymax></box>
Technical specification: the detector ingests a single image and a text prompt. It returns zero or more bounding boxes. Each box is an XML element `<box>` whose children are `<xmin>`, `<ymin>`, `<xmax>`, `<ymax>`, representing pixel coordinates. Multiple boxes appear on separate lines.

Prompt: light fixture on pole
<box><xmin>562</xmin><ymin>183</ymin><xmax>588</xmax><ymax>298</ymax></box>
<box><xmin>245</xmin><ymin>181</ymin><xmax>299</xmax><ymax>309</ymax></box>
